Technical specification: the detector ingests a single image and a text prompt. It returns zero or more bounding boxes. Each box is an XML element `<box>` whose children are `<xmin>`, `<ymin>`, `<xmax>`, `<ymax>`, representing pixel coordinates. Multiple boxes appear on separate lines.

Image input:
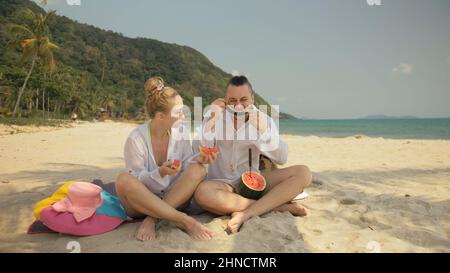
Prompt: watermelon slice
<box><xmin>199</xmin><ymin>145</ymin><xmax>219</xmax><ymax>157</ymax></box>
<box><xmin>226</xmin><ymin>105</ymin><xmax>248</xmax><ymax>116</ymax></box>
<box><xmin>168</xmin><ymin>159</ymin><xmax>181</xmax><ymax>170</ymax></box>
<box><xmin>236</xmin><ymin>171</ymin><xmax>267</xmax><ymax>200</ymax></box>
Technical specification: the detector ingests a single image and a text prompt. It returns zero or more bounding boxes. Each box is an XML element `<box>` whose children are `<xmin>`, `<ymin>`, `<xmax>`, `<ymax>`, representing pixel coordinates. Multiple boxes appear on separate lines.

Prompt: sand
<box><xmin>0</xmin><ymin>121</ymin><xmax>449</xmax><ymax>253</ymax></box>
<box><xmin>0</xmin><ymin>121</ymin><xmax>76</xmax><ymax>136</ymax></box>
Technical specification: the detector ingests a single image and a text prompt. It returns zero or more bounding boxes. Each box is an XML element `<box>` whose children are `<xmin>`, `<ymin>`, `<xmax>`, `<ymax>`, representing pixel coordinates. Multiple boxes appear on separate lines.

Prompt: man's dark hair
<box><xmin>227</xmin><ymin>75</ymin><xmax>254</xmax><ymax>94</ymax></box>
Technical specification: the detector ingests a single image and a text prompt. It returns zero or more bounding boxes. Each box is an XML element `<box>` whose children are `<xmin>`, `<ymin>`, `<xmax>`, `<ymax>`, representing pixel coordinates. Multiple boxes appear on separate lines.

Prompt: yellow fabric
<box><xmin>33</xmin><ymin>181</ymin><xmax>77</xmax><ymax>220</ymax></box>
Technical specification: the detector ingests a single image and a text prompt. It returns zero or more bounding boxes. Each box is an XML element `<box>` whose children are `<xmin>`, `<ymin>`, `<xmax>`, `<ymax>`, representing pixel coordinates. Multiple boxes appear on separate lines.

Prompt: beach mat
<box><xmin>27</xmin><ymin>219</ymin><xmax>56</xmax><ymax>235</ymax></box>
<box><xmin>92</xmin><ymin>179</ymin><xmax>117</xmax><ymax>196</ymax></box>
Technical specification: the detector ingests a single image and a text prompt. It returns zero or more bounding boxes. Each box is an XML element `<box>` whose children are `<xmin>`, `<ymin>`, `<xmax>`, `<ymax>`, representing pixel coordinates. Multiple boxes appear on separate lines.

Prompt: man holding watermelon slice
<box><xmin>193</xmin><ymin>76</ymin><xmax>312</xmax><ymax>234</ymax></box>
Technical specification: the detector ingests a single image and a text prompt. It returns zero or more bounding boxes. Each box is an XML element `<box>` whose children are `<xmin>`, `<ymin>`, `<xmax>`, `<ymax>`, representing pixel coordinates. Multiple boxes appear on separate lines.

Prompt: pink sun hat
<box><xmin>52</xmin><ymin>182</ymin><xmax>103</xmax><ymax>222</ymax></box>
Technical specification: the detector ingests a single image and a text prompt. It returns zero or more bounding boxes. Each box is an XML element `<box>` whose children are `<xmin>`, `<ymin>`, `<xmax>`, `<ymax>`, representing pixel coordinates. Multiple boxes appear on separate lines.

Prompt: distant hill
<box><xmin>358</xmin><ymin>115</ymin><xmax>419</xmax><ymax>120</ymax></box>
<box><xmin>0</xmin><ymin>0</ymin><xmax>294</xmax><ymax>119</ymax></box>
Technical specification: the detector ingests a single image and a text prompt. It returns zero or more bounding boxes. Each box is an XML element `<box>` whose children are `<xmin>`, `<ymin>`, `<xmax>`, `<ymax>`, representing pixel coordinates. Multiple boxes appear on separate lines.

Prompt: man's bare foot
<box><xmin>276</xmin><ymin>202</ymin><xmax>308</xmax><ymax>216</ymax></box>
<box><xmin>135</xmin><ymin>216</ymin><xmax>157</xmax><ymax>241</ymax></box>
<box><xmin>179</xmin><ymin>216</ymin><xmax>215</xmax><ymax>240</ymax></box>
<box><xmin>226</xmin><ymin>203</ymin><xmax>308</xmax><ymax>234</ymax></box>
<box><xmin>227</xmin><ymin>211</ymin><xmax>250</xmax><ymax>234</ymax></box>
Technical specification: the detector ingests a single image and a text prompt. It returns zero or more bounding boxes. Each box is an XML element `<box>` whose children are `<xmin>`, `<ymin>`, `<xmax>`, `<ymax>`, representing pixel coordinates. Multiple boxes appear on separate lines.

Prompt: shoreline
<box><xmin>2</xmin><ymin>120</ymin><xmax>450</xmax><ymax>142</ymax></box>
<box><xmin>0</xmin><ymin>119</ymin><xmax>140</xmax><ymax>136</ymax></box>
<box><xmin>281</xmin><ymin>133</ymin><xmax>450</xmax><ymax>142</ymax></box>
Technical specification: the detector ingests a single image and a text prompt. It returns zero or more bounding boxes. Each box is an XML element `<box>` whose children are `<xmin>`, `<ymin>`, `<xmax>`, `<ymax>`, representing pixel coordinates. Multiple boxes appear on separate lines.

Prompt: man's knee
<box><xmin>194</xmin><ymin>182</ymin><xmax>215</xmax><ymax>208</ymax></box>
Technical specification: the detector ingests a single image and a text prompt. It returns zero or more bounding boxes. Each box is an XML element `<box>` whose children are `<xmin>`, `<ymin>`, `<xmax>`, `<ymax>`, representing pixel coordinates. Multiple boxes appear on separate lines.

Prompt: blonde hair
<box><xmin>144</xmin><ymin>76</ymin><xmax>179</xmax><ymax>119</ymax></box>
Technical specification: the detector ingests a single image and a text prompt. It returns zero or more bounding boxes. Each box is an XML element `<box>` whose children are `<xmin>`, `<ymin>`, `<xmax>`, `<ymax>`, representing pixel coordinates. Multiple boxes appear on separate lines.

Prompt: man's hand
<box><xmin>209</xmin><ymin>98</ymin><xmax>226</xmax><ymax>120</ymax></box>
<box><xmin>204</xmin><ymin>98</ymin><xmax>226</xmax><ymax>133</ymax></box>
<box><xmin>159</xmin><ymin>161</ymin><xmax>180</xmax><ymax>177</ymax></box>
<box><xmin>248</xmin><ymin>110</ymin><xmax>268</xmax><ymax>134</ymax></box>
<box><xmin>211</xmin><ymin>98</ymin><xmax>226</xmax><ymax>111</ymax></box>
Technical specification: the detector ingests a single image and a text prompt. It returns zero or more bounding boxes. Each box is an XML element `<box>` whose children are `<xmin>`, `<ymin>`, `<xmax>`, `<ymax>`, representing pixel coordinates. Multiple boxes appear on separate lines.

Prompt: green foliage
<box><xmin>0</xmin><ymin>116</ymin><xmax>71</xmax><ymax>127</ymax></box>
<box><xmin>0</xmin><ymin>0</ymin><xmax>285</xmax><ymax>122</ymax></box>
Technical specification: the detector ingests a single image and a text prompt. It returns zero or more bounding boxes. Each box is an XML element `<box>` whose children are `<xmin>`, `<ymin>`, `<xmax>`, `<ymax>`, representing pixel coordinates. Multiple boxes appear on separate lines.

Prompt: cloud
<box><xmin>392</xmin><ymin>63</ymin><xmax>414</xmax><ymax>75</ymax></box>
<box><xmin>34</xmin><ymin>0</ymin><xmax>81</xmax><ymax>6</ymax></box>
<box><xmin>366</xmin><ymin>0</ymin><xmax>382</xmax><ymax>6</ymax></box>
<box><xmin>230</xmin><ymin>70</ymin><xmax>251</xmax><ymax>79</ymax></box>
<box><xmin>231</xmin><ymin>70</ymin><xmax>241</xmax><ymax>76</ymax></box>
<box><xmin>66</xmin><ymin>0</ymin><xmax>81</xmax><ymax>6</ymax></box>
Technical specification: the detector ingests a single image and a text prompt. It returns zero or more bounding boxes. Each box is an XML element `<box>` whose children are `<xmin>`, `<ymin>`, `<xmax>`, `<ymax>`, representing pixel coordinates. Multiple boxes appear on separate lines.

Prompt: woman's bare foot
<box><xmin>178</xmin><ymin>215</ymin><xmax>215</xmax><ymax>240</ymax></box>
<box><xmin>135</xmin><ymin>216</ymin><xmax>157</xmax><ymax>241</ymax></box>
<box><xmin>227</xmin><ymin>211</ymin><xmax>250</xmax><ymax>234</ymax></box>
<box><xmin>276</xmin><ymin>202</ymin><xmax>308</xmax><ymax>216</ymax></box>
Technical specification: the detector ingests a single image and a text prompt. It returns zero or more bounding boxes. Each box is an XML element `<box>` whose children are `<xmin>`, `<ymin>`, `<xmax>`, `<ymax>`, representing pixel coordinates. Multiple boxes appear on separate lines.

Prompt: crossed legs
<box><xmin>115</xmin><ymin>163</ymin><xmax>214</xmax><ymax>240</ymax></box>
<box><xmin>194</xmin><ymin>165</ymin><xmax>312</xmax><ymax>233</ymax></box>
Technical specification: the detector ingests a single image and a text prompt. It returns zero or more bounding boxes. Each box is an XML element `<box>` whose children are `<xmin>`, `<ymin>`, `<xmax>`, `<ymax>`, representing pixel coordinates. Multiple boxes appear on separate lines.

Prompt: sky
<box><xmin>38</xmin><ymin>0</ymin><xmax>450</xmax><ymax>119</ymax></box>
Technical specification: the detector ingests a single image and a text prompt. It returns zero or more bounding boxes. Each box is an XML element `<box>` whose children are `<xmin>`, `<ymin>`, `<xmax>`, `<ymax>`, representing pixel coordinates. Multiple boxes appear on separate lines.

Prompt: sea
<box><xmin>278</xmin><ymin>118</ymin><xmax>450</xmax><ymax>140</ymax></box>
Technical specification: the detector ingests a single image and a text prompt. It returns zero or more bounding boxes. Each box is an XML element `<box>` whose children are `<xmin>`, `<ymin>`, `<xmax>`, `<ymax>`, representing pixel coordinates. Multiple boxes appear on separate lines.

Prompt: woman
<box><xmin>115</xmin><ymin>77</ymin><xmax>216</xmax><ymax>241</ymax></box>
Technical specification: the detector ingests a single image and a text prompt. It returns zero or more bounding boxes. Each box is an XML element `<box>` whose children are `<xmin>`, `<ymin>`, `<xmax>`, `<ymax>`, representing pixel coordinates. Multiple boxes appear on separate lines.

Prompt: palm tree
<box><xmin>8</xmin><ymin>9</ymin><xmax>58</xmax><ymax>117</ymax></box>
<box><xmin>69</xmin><ymin>91</ymin><xmax>91</xmax><ymax>119</ymax></box>
<box><xmin>0</xmin><ymin>86</ymin><xmax>17</xmax><ymax>115</ymax></box>
<box><xmin>101</xmin><ymin>92</ymin><xmax>116</xmax><ymax>116</ymax></box>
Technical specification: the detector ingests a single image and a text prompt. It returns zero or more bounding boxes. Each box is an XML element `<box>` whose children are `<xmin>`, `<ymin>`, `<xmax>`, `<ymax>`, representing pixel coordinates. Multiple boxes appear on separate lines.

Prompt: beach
<box><xmin>0</xmin><ymin>121</ymin><xmax>449</xmax><ymax>253</ymax></box>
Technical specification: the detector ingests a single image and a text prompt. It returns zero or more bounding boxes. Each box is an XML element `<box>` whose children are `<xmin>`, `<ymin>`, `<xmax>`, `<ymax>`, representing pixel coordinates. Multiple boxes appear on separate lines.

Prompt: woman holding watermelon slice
<box><xmin>193</xmin><ymin>76</ymin><xmax>312</xmax><ymax>234</ymax></box>
<box><xmin>115</xmin><ymin>77</ymin><xmax>217</xmax><ymax>241</ymax></box>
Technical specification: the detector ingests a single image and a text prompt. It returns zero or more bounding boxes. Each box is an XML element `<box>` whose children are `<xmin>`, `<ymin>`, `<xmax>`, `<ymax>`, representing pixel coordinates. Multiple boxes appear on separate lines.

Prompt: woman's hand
<box><xmin>196</xmin><ymin>152</ymin><xmax>217</xmax><ymax>165</ymax></box>
<box><xmin>158</xmin><ymin>161</ymin><xmax>180</xmax><ymax>177</ymax></box>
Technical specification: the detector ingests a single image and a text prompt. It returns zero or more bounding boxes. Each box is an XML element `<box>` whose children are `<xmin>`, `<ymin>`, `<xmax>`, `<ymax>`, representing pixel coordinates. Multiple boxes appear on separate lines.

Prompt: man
<box><xmin>71</xmin><ymin>111</ymin><xmax>78</xmax><ymax>122</ymax></box>
<box><xmin>193</xmin><ymin>76</ymin><xmax>312</xmax><ymax>234</ymax></box>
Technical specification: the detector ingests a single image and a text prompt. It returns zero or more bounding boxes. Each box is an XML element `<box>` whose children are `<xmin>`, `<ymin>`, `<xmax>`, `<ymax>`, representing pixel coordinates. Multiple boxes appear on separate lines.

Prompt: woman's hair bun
<box><xmin>145</xmin><ymin>76</ymin><xmax>165</xmax><ymax>96</ymax></box>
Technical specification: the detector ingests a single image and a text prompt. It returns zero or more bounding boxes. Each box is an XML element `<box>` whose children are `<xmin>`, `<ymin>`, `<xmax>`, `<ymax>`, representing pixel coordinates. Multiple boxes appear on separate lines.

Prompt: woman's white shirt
<box><xmin>124</xmin><ymin>122</ymin><xmax>196</xmax><ymax>196</ymax></box>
